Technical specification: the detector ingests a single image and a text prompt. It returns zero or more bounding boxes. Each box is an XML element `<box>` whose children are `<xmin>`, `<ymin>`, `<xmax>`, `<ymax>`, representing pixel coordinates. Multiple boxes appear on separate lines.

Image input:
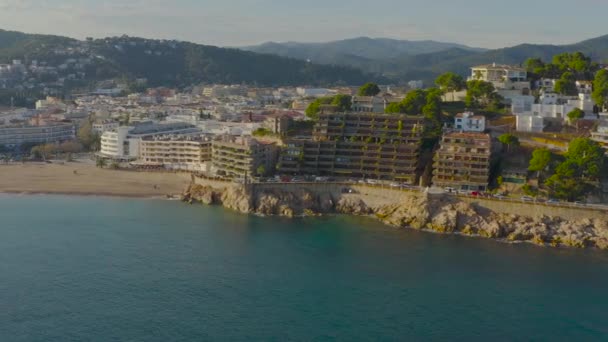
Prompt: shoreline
<box><xmin>182</xmin><ymin>180</ymin><xmax>608</xmax><ymax>250</ymax></box>
<box><xmin>2</xmin><ymin>163</ymin><xmax>606</xmax><ymax>251</ymax></box>
<box><xmin>0</xmin><ymin>162</ymin><xmax>191</xmax><ymax>198</ymax></box>
<box><xmin>0</xmin><ymin>190</ymin><xmax>174</xmax><ymax>200</ymax></box>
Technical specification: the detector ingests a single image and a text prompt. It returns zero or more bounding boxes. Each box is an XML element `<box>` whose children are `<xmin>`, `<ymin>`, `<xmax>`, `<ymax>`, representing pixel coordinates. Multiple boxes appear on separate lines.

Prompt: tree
<box><xmin>305</xmin><ymin>96</ymin><xmax>333</xmax><ymax>120</ymax></box>
<box><xmin>358</xmin><ymin>83</ymin><xmax>381</xmax><ymax>96</ymax></box>
<box><xmin>78</xmin><ymin>119</ymin><xmax>101</xmax><ymax>151</ymax></box>
<box><xmin>401</xmin><ymin>89</ymin><xmax>427</xmax><ymax>115</ymax></box>
<box><xmin>554</xmin><ymin>72</ymin><xmax>577</xmax><ymax>96</ymax></box>
<box><xmin>565</xmin><ymin>138</ymin><xmax>605</xmax><ymax>180</ymax></box>
<box><xmin>331</xmin><ymin>94</ymin><xmax>352</xmax><ymax>112</ymax></box>
<box><xmin>528</xmin><ymin>148</ymin><xmax>553</xmax><ymax>178</ymax></box>
<box><xmin>435</xmin><ymin>72</ymin><xmax>465</xmax><ymax>101</ymax></box>
<box><xmin>592</xmin><ymin>69</ymin><xmax>608</xmax><ymax>111</ymax></box>
<box><xmin>552</xmin><ymin>52</ymin><xmax>593</xmax><ymax>74</ymax></box>
<box><xmin>96</xmin><ymin>157</ymin><xmax>107</xmax><ymax>168</ymax></box>
<box><xmin>422</xmin><ymin>88</ymin><xmax>443</xmax><ymax>122</ymax></box>
<box><xmin>465</xmin><ymin>80</ymin><xmax>497</xmax><ymax>108</ymax></box>
<box><xmin>567</xmin><ymin>108</ymin><xmax>585</xmax><ymax>125</ymax></box>
<box><xmin>256</xmin><ymin>165</ymin><xmax>267</xmax><ymax>177</ymax></box>
<box><xmin>525</xmin><ymin>58</ymin><xmax>546</xmax><ymax>80</ymax></box>
<box><xmin>385</xmin><ymin>102</ymin><xmax>404</xmax><ymax>114</ymax></box>
<box><xmin>498</xmin><ymin>133</ymin><xmax>520</xmax><ymax>153</ymax></box>
<box><xmin>544</xmin><ymin>173</ymin><xmax>586</xmax><ymax>202</ymax></box>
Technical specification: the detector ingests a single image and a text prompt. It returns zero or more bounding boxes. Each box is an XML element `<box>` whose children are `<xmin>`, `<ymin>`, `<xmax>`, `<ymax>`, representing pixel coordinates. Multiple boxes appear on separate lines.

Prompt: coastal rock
<box><xmin>183</xmin><ymin>179</ymin><xmax>608</xmax><ymax>251</ymax></box>
<box><xmin>336</xmin><ymin>196</ymin><xmax>371</xmax><ymax>215</ymax></box>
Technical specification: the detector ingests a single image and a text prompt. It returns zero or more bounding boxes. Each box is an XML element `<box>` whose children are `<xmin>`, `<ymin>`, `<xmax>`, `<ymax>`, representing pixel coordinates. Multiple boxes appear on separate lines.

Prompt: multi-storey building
<box><xmin>0</xmin><ymin>123</ymin><xmax>76</xmax><ymax>147</ymax></box>
<box><xmin>212</xmin><ymin>136</ymin><xmax>279</xmax><ymax>179</ymax></box>
<box><xmin>139</xmin><ymin>135</ymin><xmax>212</xmax><ymax>171</ymax></box>
<box><xmin>92</xmin><ymin>120</ymin><xmax>119</xmax><ymax>135</ymax></box>
<box><xmin>454</xmin><ymin>112</ymin><xmax>486</xmax><ymax>132</ymax></box>
<box><xmin>279</xmin><ymin>113</ymin><xmax>424</xmax><ymax>183</ymax></box>
<box><xmin>99</xmin><ymin>122</ymin><xmax>201</xmax><ymax>160</ymax></box>
<box><xmin>432</xmin><ymin>132</ymin><xmax>492</xmax><ymax>191</ymax></box>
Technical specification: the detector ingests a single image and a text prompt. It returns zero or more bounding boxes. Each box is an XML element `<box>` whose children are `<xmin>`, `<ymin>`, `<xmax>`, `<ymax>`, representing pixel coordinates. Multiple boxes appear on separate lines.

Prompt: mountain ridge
<box><xmin>0</xmin><ymin>29</ymin><xmax>380</xmax><ymax>87</ymax></box>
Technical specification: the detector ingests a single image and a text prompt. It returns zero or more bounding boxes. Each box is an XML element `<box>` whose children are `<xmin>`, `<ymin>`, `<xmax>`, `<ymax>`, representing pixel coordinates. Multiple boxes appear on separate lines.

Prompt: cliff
<box><xmin>181</xmin><ymin>182</ymin><xmax>608</xmax><ymax>250</ymax></box>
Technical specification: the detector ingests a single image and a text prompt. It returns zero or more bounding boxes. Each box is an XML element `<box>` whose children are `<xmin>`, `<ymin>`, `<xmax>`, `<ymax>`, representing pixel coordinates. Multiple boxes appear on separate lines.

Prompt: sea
<box><xmin>1</xmin><ymin>194</ymin><xmax>607</xmax><ymax>341</ymax></box>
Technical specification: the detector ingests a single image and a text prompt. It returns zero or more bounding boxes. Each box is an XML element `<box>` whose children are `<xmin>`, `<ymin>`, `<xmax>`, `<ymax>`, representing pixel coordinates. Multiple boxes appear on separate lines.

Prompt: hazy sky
<box><xmin>0</xmin><ymin>0</ymin><xmax>607</xmax><ymax>48</ymax></box>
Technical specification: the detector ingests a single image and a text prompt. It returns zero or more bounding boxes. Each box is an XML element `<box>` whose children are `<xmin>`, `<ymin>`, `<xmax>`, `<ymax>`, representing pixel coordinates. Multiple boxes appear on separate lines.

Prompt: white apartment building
<box><xmin>99</xmin><ymin>122</ymin><xmax>201</xmax><ymax>160</ymax></box>
<box><xmin>516</xmin><ymin>115</ymin><xmax>545</xmax><ymax>133</ymax></box>
<box><xmin>454</xmin><ymin>112</ymin><xmax>486</xmax><ymax>132</ymax></box>
<box><xmin>139</xmin><ymin>135</ymin><xmax>213</xmax><ymax>171</ymax></box>
<box><xmin>469</xmin><ymin>63</ymin><xmax>530</xmax><ymax>103</ymax></box>
<box><xmin>469</xmin><ymin>63</ymin><xmax>528</xmax><ymax>87</ymax></box>
<box><xmin>513</xmin><ymin>92</ymin><xmax>597</xmax><ymax>132</ymax></box>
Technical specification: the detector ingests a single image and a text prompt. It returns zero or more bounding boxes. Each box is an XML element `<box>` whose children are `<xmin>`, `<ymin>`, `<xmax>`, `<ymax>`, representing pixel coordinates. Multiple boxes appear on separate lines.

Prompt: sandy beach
<box><xmin>0</xmin><ymin>161</ymin><xmax>192</xmax><ymax>198</ymax></box>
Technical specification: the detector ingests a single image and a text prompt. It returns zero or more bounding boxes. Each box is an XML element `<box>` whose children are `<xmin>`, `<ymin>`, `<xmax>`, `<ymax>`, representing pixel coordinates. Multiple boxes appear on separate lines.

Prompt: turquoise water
<box><xmin>1</xmin><ymin>195</ymin><xmax>607</xmax><ymax>341</ymax></box>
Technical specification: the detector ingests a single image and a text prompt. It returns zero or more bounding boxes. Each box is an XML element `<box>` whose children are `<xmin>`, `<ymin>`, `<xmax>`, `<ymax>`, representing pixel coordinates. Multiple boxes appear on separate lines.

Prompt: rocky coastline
<box><xmin>181</xmin><ymin>182</ymin><xmax>608</xmax><ymax>250</ymax></box>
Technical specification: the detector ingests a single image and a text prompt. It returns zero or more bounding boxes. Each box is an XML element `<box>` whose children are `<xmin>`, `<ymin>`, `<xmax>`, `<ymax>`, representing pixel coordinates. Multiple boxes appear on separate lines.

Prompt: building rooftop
<box><xmin>471</xmin><ymin>63</ymin><xmax>526</xmax><ymax>72</ymax></box>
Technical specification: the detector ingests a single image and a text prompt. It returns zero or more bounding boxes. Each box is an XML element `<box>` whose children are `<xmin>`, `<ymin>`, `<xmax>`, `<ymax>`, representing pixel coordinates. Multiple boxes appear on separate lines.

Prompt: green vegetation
<box><xmin>554</xmin><ymin>72</ymin><xmax>578</xmax><ymax>96</ymax></box>
<box><xmin>525</xmin><ymin>52</ymin><xmax>598</xmax><ymax>81</ymax></box>
<box><xmin>358</xmin><ymin>82</ymin><xmax>381</xmax><ymax>96</ymax></box>
<box><xmin>0</xmin><ymin>30</ymin><xmax>375</xmax><ymax>88</ymax></box>
<box><xmin>435</xmin><ymin>72</ymin><xmax>465</xmax><ymax>101</ymax></box>
<box><xmin>77</xmin><ymin>119</ymin><xmax>101</xmax><ymax>151</ymax></box>
<box><xmin>540</xmin><ymin>138</ymin><xmax>605</xmax><ymax>201</ymax></box>
<box><xmin>256</xmin><ymin>165</ymin><xmax>267</xmax><ymax>177</ymax></box>
<box><xmin>252</xmin><ymin>128</ymin><xmax>274</xmax><ymax>137</ymax></box>
<box><xmin>567</xmin><ymin>108</ymin><xmax>585</xmax><ymax>124</ymax></box>
<box><xmin>465</xmin><ymin>80</ymin><xmax>501</xmax><ymax>109</ymax></box>
<box><xmin>528</xmin><ymin>148</ymin><xmax>553</xmax><ymax>179</ymax></box>
<box><xmin>592</xmin><ymin>69</ymin><xmax>608</xmax><ymax>110</ymax></box>
<box><xmin>305</xmin><ymin>95</ymin><xmax>352</xmax><ymax>120</ymax></box>
<box><xmin>498</xmin><ymin>134</ymin><xmax>520</xmax><ymax>153</ymax></box>
<box><xmin>30</xmin><ymin>141</ymin><xmax>84</xmax><ymax>161</ymax></box>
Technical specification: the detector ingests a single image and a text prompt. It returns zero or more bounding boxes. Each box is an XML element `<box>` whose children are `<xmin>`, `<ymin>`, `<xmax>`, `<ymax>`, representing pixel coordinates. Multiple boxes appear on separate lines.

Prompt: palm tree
<box><xmin>96</xmin><ymin>157</ymin><xmax>107</xmax><ymax>168</ymax></box>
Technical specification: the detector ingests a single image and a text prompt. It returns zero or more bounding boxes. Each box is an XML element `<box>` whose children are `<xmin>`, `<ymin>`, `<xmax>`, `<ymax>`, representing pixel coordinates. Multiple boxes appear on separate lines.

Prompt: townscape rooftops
<box><xmin>444</xmin><ymin>131</ymin><xmax>491</xmax><ymax>139</ymax></box>
<box><xmin>130</xmin><ymin>122</ymin><xmax>196</xmax><ymax>135</ymax></box>
<box><xmin>471</xmin><ymin>64</ymin><xmax>526</xmax><ymax>72</ymax></box>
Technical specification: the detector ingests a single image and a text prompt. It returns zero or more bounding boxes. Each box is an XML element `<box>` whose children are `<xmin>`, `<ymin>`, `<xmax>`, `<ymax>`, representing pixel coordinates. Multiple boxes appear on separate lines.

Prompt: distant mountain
<box><xmin>0</xmin><ymin>29</ymin><xmax>380</xmax><ymax>87</ymax></box>
<box><xmin>242</xmin><ymin>37</ymin><xmax>486</xmax><ymax>69</ymax></box>
<box><xmin>385</xmin><ymin>34</ymin><xmax>608</xmax><ymax>82</ymax></box>
<box><xmin>243</xmin><ymin>35</ymin><xmax>608</xmax><ymax>84</ymax></box>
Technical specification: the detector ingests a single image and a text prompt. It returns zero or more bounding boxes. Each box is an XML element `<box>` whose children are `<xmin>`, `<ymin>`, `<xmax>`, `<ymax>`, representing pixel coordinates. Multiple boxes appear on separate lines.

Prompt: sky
<box><xmin>0</xmin><ymin>0</ymin><xmax>607</xmax><ymax>49</ymax></box>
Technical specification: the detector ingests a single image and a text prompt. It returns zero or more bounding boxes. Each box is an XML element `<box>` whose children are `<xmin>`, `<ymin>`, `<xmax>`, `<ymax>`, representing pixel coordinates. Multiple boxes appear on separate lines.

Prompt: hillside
<box><xmin>244</xmin><ymin>34</ymin><xmax>608</xmax><ymax>83</ymax></box>
<box><xmin>0</xmin><ymin>29</ymin><xmax>379</xmax><ymax>87</ymax></box>
<box><xmin>385</xmin><ymin>35</ymin><xmax>608</xmax><ymax>82</ymax></box>
<box><xmin>242</xmin><ymin>37</ymin><xmax>485</xmax><ymax>69</ymax></box>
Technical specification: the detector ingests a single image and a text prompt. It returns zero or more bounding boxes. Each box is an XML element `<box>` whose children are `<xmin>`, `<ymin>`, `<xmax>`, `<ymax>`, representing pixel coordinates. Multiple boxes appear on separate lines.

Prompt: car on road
<box><xmin>521</xmin><ymin>196</ymin><xmax>534</xmax><ymax>202</ymax></box>
<box><xmin>574</xmin><ymin>201</ymin><xmax>586</xmax><ymax>206</ymax></box>
<box><xmin>390</xmin><ymin>183</ymin><xmax>401</xmax><ymax>188</ymax></box>
<box><xmin>547</xmin><ymin>199</ymin><xmax>559</xmax><ymax>204</ymax></box>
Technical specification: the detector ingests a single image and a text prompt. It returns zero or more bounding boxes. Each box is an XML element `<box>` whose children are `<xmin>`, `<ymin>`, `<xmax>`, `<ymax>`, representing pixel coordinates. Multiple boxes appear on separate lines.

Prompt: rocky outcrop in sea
<box><xmin>181</xmin><ymin>183</ymin><xmax>608</xmax><ymax>250</ymax></box>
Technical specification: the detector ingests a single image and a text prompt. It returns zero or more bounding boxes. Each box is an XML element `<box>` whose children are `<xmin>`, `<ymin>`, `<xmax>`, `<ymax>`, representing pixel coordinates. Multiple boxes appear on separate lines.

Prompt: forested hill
<box><xmin>0</xmin><ymin>29</ymin><xmax>379</xmax><ymax>87</ymax></box>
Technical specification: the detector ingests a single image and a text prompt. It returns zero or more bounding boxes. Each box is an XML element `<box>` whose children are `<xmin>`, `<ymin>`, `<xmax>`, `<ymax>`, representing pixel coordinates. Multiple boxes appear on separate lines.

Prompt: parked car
<box><xmin>521</xmin><ymin>196</ymin><xmax>534</xmax><ymax>202</ymax></box>
<box><xmin>574</xmin><ymin>201</ymin><xmax>586</xmax><ymax>206</ymax></box>
<box><xmin>493</xmin><ymin>194</ymin><xmax>506</xmax><ymax>200</ymax></box>
<box><xmin>390</xmin><ymin>183</ymin><xmax>401</xmax><ymax>188</ymax></box>
<box><xmin>547</xmin><ymin>199</ymin><xmax>559</xmax><ymax>204</ymax></box>
<box><xmin>470</xmin><ymin>191</ymin><xmax>481</xmax><ymax>196</ymax></box>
